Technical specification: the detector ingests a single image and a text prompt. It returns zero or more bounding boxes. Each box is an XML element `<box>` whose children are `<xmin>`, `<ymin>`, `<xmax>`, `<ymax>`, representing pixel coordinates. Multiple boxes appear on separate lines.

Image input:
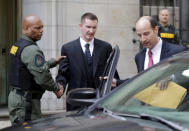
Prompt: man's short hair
<box><xmin>136</xmin><ymin>16</ymin><xmax>158</xmax><ymax>29</ymax></box>
<box><xmin>159</xmin><ymin>8</ymin><xmax>169</xmax><ymax>14</ymax></box>
<box><xmin>81</xmin><ymin>12</ymin><xmax>98</xmax><ymax>23</ymax></box>
<box><xmin>148</xmin><ymin>16</ymin><xmax>158</xmax><ymax>28</ymax></box>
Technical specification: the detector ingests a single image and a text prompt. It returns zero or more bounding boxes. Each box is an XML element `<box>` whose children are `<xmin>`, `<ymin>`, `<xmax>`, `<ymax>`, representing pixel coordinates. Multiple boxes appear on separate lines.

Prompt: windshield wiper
<box><xmin>115</xmin><ymin>113</ymin><xmax>188</xmax><ymax>131</ymax></box>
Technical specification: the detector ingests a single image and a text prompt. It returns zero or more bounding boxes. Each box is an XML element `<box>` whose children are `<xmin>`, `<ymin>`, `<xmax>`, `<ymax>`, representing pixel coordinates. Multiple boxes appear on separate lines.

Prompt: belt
<box><xmin>11</xmin><ymin>88</ymin><xmax>42</xmax><ymax>99</ymax></box>
<box><xmin>11</xmin><ymin>88</ymin><xmax>25</xmax><ymax>96</ymax></box>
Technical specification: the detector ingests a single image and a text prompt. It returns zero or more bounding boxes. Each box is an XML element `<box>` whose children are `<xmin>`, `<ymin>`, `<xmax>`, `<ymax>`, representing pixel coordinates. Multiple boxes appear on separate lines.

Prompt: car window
<box><xmin>99</xmin><ymin>45</ymin><xmax>120</xmax><ymax>97</ymax></box>
<box><xmin>100</xmin><ymin>56</ymin><xmax>189</xmax><ymax>123</ymax></box>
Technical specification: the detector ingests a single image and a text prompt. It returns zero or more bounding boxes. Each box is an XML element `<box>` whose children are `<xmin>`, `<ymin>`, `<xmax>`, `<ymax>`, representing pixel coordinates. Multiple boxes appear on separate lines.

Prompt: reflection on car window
<box><xmin>100</xmin><ymin>59</ymin><xmax>189</xmax><ymax>122</ymax></box>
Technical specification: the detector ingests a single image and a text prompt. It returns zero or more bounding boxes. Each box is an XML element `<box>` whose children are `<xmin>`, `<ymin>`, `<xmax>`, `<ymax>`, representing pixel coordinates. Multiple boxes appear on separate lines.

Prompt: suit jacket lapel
<box><xmin>160</xmin><ymin>41</ymin><xmax>169</xmax><ymax>60</ymax></box>
<box><xmin>74</xmin><ymin>38</ymin><xmax>88</xmax><ymax>76</ymax></box>
<box><xmin>140</xmin><ymin>49</ymin><xmax>146</xmax><ymax>71</ymax></box>
<box><xmin>92</xmin><ymin>39</ymin><xmax>101</xmax><ymax>76</ymax></box>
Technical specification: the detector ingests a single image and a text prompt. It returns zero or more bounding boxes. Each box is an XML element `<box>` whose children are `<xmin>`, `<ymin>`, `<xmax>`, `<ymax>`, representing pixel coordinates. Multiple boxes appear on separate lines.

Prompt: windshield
<box><xmin>100</xmin><ymin>53</ymin><xmax>189</xmax><ymax>126</ymax></box>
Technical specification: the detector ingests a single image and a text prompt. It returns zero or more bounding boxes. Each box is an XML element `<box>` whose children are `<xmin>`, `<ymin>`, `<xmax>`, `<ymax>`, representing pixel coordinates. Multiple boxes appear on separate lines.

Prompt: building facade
<box><xmin>22</xmin><ymin>0</ymin><xmax>140</xmax><ymax>111</ymax></box>
<box><xmin>2</xmin><ymin>0</ymin><xmax>182</xmax><ymax>111</ymax></box>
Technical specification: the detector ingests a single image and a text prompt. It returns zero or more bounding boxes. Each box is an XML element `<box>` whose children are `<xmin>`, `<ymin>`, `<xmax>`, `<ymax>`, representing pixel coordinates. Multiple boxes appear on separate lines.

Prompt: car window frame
<box><xmin>99</xmin><ymin>50</ymin><xmax>189</xmax><ymax>124</ymax></box>
<box><xmin>85</xmin><ymin>45</ymin><xmax>120</xmax><ymax>115</ymax></box>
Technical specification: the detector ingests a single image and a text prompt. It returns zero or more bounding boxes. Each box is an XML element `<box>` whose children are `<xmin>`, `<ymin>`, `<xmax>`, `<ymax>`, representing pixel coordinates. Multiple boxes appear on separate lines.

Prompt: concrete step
<box><xmin>0</xmin><ymin>107</ymin><xmax>9</xmax><ymax>118</ymax></box>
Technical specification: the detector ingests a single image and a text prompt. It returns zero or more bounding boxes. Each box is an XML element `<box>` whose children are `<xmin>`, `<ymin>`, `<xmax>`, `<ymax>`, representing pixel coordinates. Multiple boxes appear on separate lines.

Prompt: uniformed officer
<box><xmin>8</xmin><ymin>15</ymin><xmax>65</xmax><ymax>125</ymax></box>
<box><xmin>158</xmin><ymin>8</ymin><xmax>179</xmax><ymax>44</ymax></box>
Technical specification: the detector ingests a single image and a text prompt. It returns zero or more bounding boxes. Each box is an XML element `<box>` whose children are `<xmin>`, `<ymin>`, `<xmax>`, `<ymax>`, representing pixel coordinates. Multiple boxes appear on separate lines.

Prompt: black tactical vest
<box><xmin>9</xmin><ymin>38</ymin><xmax>44</xmax><ymax>92</ymax></box>
<box><xmin>158</xmin><ymin>24</ymin><xmax>178</xmax><ymax>44</ymax></box>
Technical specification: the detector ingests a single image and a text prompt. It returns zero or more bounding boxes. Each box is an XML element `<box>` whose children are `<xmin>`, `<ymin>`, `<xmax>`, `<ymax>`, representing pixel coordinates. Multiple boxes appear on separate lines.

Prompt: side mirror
<box><xmin>67</xmin><ymin>88</ymin><xmax>97</xmax><ymax>107</ymax></box>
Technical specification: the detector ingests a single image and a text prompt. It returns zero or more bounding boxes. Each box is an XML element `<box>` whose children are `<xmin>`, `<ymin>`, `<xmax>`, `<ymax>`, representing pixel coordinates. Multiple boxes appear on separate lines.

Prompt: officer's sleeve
<box><xmin>174</xmin><ymin>32</ymin><xmax>180</xmax><ymax>44</ymax></box>
<box><xmin>46</xmin><ymin>58</ymin><xmax>57</xmax><ymax>68</ymax></box>
<box><xmin>21</xmin><ymin>45</ymin><xmax>59</xmax><ymax>91</ymax></box>
<box><xmin>171</xmin><ymin>25</ymin><xmax>179</xmax><ymax>44</ymax></box>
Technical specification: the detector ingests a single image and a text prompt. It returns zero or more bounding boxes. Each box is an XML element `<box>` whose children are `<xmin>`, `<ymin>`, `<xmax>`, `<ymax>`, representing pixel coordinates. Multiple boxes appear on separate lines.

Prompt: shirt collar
<box><xmin>80</xmin><ymin>37</ymin><xmax>94</xmax><ymax>48</ymax></box>
<box><xmin>21</xmin><ymin>34</ymin><xmax>36</xmax><ymax>44</ymax></box>
<box><xmin>147</xmin><ymin>38</ymin><xmax>162</xmax><ymax>54</ymax></box>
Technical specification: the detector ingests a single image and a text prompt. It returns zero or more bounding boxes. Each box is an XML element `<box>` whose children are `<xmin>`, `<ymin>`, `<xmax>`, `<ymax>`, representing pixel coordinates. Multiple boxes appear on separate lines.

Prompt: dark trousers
<box><xmin>66</xmin><ymin>102</ymin><xmax>82</xmax><ymax>111</ymax></box>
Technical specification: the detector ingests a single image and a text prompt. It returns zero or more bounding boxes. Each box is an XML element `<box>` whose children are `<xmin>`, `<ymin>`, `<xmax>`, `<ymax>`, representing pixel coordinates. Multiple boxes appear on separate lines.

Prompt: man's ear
<box><xmin>22</xmin><ymin>29</ymin><xmax>27</xmax><ymax>34</ymax></box>
<box><xmin>23</xmin><ymin>26</ymin><xmax>30</xmax><ymax>35</ymax></box>
<box><xmin>79</xmin><ymin>23</ymin><xmax>82</xmax><ymax>28</ymax></box>
<box><xmin>154</xmin><ymin>26</ymin><xmax>159</xmax><ymax>34</ymax></box>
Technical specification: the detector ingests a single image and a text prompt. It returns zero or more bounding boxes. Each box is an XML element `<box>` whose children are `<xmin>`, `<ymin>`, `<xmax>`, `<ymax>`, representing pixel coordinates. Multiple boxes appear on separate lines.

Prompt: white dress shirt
<box><xmin>80</xmin><ymin>37</ymin><xmax>94</xmax><ymax>56</ymax></box>
<box><xmin>144</xmin><ymin>38</ymin><xmax>163</xmax><ymax>70</ymax></box>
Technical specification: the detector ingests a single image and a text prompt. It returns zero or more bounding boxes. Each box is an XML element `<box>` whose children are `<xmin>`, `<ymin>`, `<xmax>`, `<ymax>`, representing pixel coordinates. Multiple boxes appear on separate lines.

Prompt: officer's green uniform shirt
<box><xmin>20</xmin><ymin>34</ymin><xmax>59</xmax><ymax>91</ymax></box>
<box><xmin>8</xmin><ymin>34</ymin><xmax>60</xmax><ymax>124</ymax></box>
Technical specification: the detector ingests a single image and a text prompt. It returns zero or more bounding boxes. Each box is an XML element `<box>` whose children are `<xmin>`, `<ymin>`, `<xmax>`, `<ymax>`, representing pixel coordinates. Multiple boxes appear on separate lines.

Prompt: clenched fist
<box><xmin>54</xmin><ymin>83</ymin><xmax>64</xmax><ymax>98</ymax></box>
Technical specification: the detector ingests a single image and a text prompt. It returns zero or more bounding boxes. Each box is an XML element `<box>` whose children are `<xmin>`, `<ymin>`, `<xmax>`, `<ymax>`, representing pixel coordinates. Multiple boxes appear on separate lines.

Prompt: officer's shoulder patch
<box><xmin>35</xmin><ymin>54</ymin><xmax>45</xmax><ymax>67</ymax></box>
<box><xmin>10</xmin><ymin>45</ymin><xmax>18</xmax><ymax>55</ymax></box>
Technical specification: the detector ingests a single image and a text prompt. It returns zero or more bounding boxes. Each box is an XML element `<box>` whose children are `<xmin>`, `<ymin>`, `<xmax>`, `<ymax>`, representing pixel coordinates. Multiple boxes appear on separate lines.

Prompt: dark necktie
<box><xmin>148</xmin><ymin>49</ymin><xmax>153</xmax><ymax>68</ymax></box>
<box><xmin>85</xmin><ymin>44</ymin><xmax>92</xmax><ymax>65</ymax></box>
<box><xmin>85</xmin><ymin>43</ymin><xmax>93</xmax><ymax>87</ymax></box>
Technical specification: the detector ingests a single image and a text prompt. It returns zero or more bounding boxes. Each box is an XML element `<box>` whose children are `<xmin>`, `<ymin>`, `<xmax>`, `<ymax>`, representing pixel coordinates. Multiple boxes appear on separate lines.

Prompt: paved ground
<box><xmin>0</xmin><ymin>118</ymin><xmax>11</xmax><ymax>130</ymax></box>
<box><xmin>0</xmin><ymin>107</ymin><xmax>11</xmax><ymax>130</ymax></box>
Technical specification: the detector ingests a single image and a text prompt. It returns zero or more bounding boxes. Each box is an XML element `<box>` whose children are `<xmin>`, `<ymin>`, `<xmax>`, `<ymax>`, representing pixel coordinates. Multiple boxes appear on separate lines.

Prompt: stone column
<box><xmin>180</xmin><ymin>0</ymin><xmax>189</xmax><ymax>46</ymax></box>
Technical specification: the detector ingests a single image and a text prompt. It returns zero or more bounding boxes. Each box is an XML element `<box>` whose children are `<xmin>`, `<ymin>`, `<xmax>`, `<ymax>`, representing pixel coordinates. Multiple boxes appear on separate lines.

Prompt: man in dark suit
<box><xmin>111</xmin><ymin>16</ymin><xmax>185</xmax><ymax>87</ymax></box>
<box><xmin>135</xmin><ymin>16</ymin><xmax>186</xmax><ymax>73</ymax></box>
<box><xmin>56</xmin><ymin>12</ymin><xmax>118</xmax><ymax>111</ymax></box>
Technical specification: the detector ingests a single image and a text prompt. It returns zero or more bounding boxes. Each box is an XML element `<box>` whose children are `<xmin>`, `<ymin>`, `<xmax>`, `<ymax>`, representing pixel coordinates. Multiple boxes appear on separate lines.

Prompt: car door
<box><xmin>99</xmin><ymin>45</ymin><xmax>120</xmax><ymax>97</ymax></box>
<box><xmin>66</xmin><ymin>45</ymin><xmax>120</xmax><ymax>107</ymax></box>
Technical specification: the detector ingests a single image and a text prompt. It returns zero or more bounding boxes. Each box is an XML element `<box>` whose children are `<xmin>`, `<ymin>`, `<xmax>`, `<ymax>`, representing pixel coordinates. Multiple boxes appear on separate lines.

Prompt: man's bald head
<box><xmin>22</xmin><ymin>15</ymin><xmax>43</xmax><ymax>42</ymax></box>
<box><xmin>22</xmin><ymin>15</ymin><xmax>40</xmax><ymax>29</ymax></box>
<box><xmin>135</xmin><ymin>16</ymin><xmax>159</xmax><ymax>49</ymax></box>
<box><xmin>136</xmin><ymin>16</ymin><xmax>158</xmax><ymax>29</ymax></box>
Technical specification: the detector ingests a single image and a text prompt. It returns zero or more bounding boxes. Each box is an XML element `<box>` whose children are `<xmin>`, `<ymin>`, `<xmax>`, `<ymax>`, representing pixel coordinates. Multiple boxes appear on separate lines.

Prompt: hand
<box><xmin>54</xmin><ymin>83</ymin><xmax>64</xmax><ymax>98</ymax></box>
<box><xmin>54</xmin><ymin>89</ymin><xmax>63</xmax><ymax>98</ymax></box>
<box><xmin>99</xmin><ymin>76</ymin><xmax>117</xmax><ymax>88</ymax></box>
<box><xmin>155</xmin><ymin>76</ymin><xmax>172</xmax><ymax>90</ymax></box>
<box><xmin>112</xmin><ymin>78</ymin><xmax>117</xmax><ymax>88</ymax></box>
<box><xmin>56</xmin><ymin>56</ymin><xmax>66</xmax><ymax>64</ymax></box>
